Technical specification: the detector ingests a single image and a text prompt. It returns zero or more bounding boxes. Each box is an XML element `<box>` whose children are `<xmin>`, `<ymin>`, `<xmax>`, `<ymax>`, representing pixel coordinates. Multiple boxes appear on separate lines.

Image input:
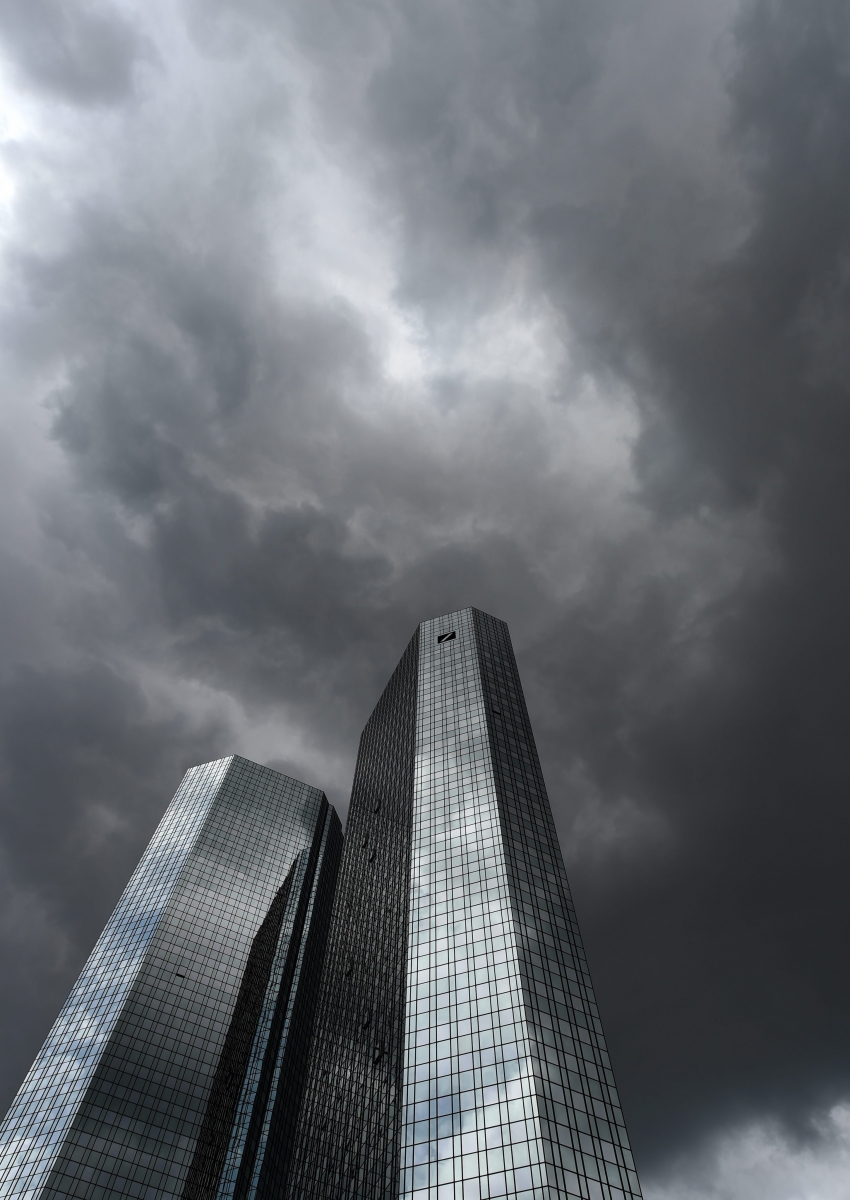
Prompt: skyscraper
<box><xmin>288</xmin><ymin>608</ymin><xmax>642</xmax><ymax>1200</ymax></box>
<box><xmin>0</xmin><ymin>757</ymin><xmax>341</xmax><ymax>1200</ymax></box>
<box><xmin>0</xmin><ymin>609</ymin><xmax>643</xmax><ymax>1200</ymax></box>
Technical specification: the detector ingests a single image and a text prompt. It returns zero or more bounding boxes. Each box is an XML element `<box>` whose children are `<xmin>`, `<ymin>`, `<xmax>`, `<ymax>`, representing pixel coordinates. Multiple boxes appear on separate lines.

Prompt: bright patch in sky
<box><xmin>646</xmin><ymin>1106</ymin><xmax>850</xmax><ymax>1200</ymax></box>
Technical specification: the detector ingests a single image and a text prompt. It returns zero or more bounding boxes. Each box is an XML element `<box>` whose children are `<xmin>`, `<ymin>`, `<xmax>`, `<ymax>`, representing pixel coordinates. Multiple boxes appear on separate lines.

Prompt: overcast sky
<box><xmin>1</xmin><ymin>0</ymin><xmax>850</xmax><ymax>1194</ymax></box>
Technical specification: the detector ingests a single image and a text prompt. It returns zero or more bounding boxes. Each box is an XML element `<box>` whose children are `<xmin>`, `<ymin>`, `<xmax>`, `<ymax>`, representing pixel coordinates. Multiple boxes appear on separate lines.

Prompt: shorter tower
<box><xmin>0</xmin><ymin>757</ymin><xmax>341</xmax><ymax>1200</ymax></box>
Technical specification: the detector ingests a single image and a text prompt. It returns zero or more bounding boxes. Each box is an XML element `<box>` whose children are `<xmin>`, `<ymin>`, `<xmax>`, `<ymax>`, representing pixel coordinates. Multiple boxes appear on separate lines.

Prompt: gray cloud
<box><xmin>0</xmin><ymin>0</ymin><xmax>150</xmax><ymax>105</ymax></box>
<box><xmin>645</xmin><ymin>1102</ymin><xmax>850</xmax><ymax>1199</ymax></box>
<box><xmin>0</xmin><ymin>0</ymin><xmax>849</xmax><ymax>1192</ymax></box>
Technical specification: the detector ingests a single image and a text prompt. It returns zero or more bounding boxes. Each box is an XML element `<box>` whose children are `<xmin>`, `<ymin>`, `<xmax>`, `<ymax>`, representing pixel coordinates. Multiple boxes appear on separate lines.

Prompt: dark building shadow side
<box><xmin>182</xmin><ymin>801</ymin><xmax>342</xmax><ymax>1200</ymax></box>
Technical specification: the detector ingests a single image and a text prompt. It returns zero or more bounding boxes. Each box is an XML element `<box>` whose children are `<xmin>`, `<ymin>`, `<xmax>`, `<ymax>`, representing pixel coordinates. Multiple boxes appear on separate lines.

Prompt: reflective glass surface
<box><xmin>287</xmin><ymin>631</ymin><xmax>419</xmax><ymax>1200</ymax></box>
<box><xmin>398</xmin><ymin>609</ymin><xmax>642</xmax><ymax>1200</ymax></box>
<box><xmin>185</xmin><ymin>805</ymin><xmax>342</xmax><ymax>1200</ymax></box>
<box><xmin>0</xmin><ymin>757</ymin><xmax>331</xmax><ymax>1200</ymax></box>
<box><xmin>285</xmin><ymin>607</ymin><xmax>642</xmax><ymax>1200</ymax></box>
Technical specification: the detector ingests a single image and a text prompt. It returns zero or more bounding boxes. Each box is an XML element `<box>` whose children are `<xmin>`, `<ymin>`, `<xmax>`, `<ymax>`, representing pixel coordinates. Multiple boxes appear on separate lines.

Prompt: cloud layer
<box><xmin>647</xmin><ymin>1105</ymin><xmax>850</xmax><ymax>1200</ymax></box>
<box><xmin>1</xmin><ymin>0</ymin><xmax>850</xmax><ymax>1192</ymax></box>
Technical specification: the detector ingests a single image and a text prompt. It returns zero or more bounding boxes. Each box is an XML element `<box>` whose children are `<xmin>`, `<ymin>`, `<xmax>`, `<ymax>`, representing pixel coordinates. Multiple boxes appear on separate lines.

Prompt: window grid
<box><xmin>397</xmin><ymin>609</ymin><xmax>642</xmax><ymax>1200</ymax></box>
<box><xmin>400</xmin><ymin>610</ymin><xmax>545</xmax><ymax>1200</ymax></box>
<box><xmin>286</xmin><ymin>631</ymin><xmax>419</xmax><ymax>1200</ymax></box>
<box><xmin>471</xmin><ymin>611</ymin><xmax>641</xmax><ymax>1200</ymax></box>
<box><xmin>0</xmin><ymin>758</ymin><xmax>328</xmax><ymax>1200</ymax></box>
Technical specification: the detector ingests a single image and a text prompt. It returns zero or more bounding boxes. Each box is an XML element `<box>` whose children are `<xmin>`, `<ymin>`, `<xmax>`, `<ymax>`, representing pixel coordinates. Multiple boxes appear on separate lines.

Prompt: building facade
<box><xmin>288</xmin><ymin>608</ymin><xmax>642</xmax><ymax>1200</ymax></box>
<box><xmin>0</xmin><ymin>757</ymin><xmax>341</xmax><ymax>1200</ymax></box>
<box><xmin>0</xmin><ymin>609</ymin><xmax>643</xmax><ymax>1200</ymax></box>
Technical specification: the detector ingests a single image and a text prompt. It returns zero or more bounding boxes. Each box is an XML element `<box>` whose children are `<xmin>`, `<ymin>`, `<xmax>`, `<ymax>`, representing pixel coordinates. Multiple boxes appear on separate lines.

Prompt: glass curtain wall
<box><xmin>398</xmin><ymin>609</ymin><xmax>642</xmax><ymax>1200</ymax></box>
<box><xmin>285</xmin><ymin>633</ymin><xmax>419</xmax><ymax>1200</ymax></box>
<box><xmin>0</xmin><ymin>757</ymin><xmax>333</xmax><ymax>1200</ymax></box>
<box><xmin>0</xmin><ymin>758</ymin><xmax>232</xmax><ymax>1200</ymax></box>
<box><xmin>400</xmin><ymin>610</ymin><xmax>539</xmax><ymax>1200</ymax></box>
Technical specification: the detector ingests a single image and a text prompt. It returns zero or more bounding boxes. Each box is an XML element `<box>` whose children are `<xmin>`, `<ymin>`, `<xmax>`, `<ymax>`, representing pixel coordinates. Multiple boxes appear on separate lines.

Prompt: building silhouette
<box><xmin>0</xmin><ymin>759</ymin><xmax>341</xmax><ymax>1200</ymax></box>
<box><xmin>0</xmin><ymin>609</ymin><xmax>643</xmax><ymax>1200</ymax></box>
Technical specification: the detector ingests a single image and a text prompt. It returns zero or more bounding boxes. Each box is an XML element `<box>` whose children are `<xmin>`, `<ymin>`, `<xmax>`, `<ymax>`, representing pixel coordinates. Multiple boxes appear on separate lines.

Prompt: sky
<box><xmin>0</xmin><ymin>0</ymin><xmax>849</xmax><ymax>1195</ymax></box>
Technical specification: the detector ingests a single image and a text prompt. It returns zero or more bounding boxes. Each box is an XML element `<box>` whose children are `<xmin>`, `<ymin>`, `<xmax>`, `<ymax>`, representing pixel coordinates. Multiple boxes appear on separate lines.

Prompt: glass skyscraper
<box><xmin>0</xmin><ymin>757</ymin><xmax>341</xmax><ymax>1200</ymax></box>
<box><xmin>0</xmin><ymin>608</ymin><xmax>643</xmax><ymax>1200</ymax></box>
<box><xmin>289</xmin><ymin>607</ymin><xmax>642</xmax><ymax>1200</ymax></box>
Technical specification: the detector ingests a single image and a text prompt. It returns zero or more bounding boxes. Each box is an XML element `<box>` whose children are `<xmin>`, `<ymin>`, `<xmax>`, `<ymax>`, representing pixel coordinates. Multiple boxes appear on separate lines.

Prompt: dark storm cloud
<box><xmin>511</xmin><ymin>0</ymin><xmax>850</xmax><ymax>1168</ymax></box>
<box><xmin>1</xmin><ymin>0</ymin><xmax>850</xmax><ymax>1192</ymax></box>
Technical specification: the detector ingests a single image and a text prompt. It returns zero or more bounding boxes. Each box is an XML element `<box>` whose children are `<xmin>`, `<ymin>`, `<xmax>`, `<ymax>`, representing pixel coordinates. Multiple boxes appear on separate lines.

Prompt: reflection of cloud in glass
<box><xmin>0</xmin><ymin>757</ymin><xmax>328</xmax><ymax>1200</ymax></box>
<box><xmin>399</xmin><ymin>609</ymin><xmax>642</xmax><ymax>1200</ymax></box>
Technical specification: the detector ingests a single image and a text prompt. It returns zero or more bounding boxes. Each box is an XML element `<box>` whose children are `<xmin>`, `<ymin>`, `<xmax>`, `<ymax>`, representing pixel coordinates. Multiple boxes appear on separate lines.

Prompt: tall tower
<box><xmin>0</xmin><ymin>757</ymin><xmax>341</xmax><ymax>1200</ymax></box>
<box><xmin>288</xmin><ymin>608</ymin><xmax>642</xmax><ymax>1200</ymax></box>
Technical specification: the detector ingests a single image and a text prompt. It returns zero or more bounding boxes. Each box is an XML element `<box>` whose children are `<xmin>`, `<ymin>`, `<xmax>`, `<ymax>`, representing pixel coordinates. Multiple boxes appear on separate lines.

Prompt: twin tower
<box><xmin>0</xmin><ymin>609</ymin><xmax>643</xmax><ymax>1200</ymax></box>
